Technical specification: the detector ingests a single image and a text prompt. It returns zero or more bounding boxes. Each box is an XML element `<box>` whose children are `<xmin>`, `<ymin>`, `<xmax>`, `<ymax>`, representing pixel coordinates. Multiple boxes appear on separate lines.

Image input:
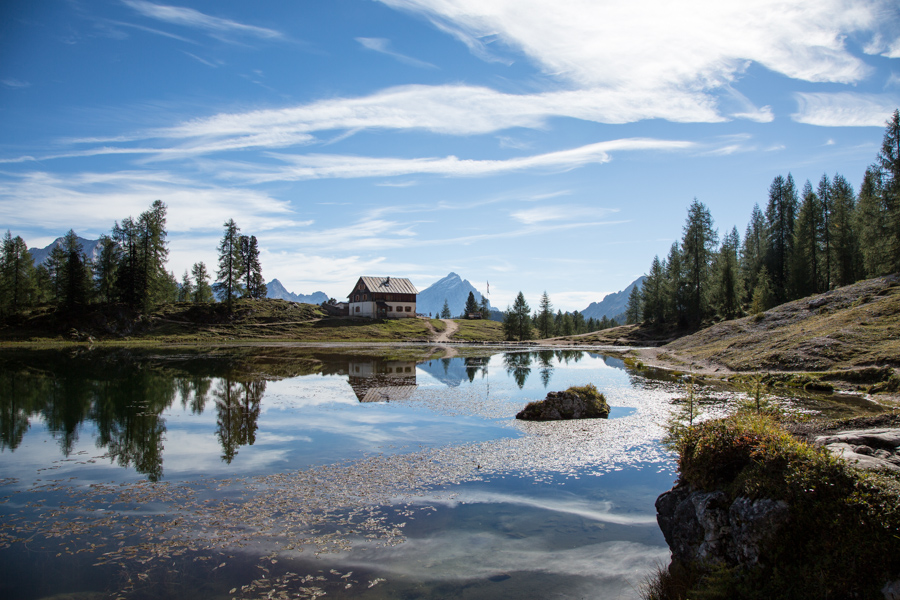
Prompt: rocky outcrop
<box><xmin>655</xmin><ymin>484</ymin><xmax>790</xmax><ymax>568</ymax></box>
<box><xmin>515</xmin><ymin>386</ymin><xmax>610</xmax><ymax>420</ymax></box>
<box><xmin>815</xmin><ymin>428</ymin><xmax>900</xmax><ymax>472</ymax></box>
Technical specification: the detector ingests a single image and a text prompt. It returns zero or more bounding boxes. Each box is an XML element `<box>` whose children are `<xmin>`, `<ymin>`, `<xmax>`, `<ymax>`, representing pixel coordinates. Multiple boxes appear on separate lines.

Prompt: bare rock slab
<box><xmin>515</xmin><ymin>384</ymin><xmax>610</xmax><ymax>420</ymax></box>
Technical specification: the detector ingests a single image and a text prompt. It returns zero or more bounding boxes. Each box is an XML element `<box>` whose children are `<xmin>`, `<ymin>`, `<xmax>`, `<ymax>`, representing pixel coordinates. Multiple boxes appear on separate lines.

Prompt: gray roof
<box><xmin>355</xmin><ymin>276</ymin><xmax>418</xmax><ymax>296</ymax></box>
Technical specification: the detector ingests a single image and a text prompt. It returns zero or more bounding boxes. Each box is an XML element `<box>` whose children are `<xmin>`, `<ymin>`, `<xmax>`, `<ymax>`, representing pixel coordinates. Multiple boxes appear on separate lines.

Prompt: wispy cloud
<box><xmin>356</xmin><ymin>37</ymin><xmax>437</xmax><ymax>69</ymax></box>
<box><xmin>122</xmin><ymin>0</ymin><xmax>283</xmax><ymax>41</ymax></box>
<box><xmin>792</xmin><ymin>92</ymin><xmax>900</xmax><ymax>126</ymax></box>
<box><xmin>2</xmin><ymin>79</ymin><xmax>31</xmax><ymax>89</ymax></box>
<box><xmin>510</xmin><ymin>205</ymin><xmax>615</xmax><ymax>225</ymax></box>
<box><xmin>229</xmin><ymin>138</ymin><xmax>693</xmax><ymax>182</ymax></box>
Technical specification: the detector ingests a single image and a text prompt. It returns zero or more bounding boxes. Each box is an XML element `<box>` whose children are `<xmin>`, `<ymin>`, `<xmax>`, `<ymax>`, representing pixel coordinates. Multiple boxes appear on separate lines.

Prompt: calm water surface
<box><xmin>1</xmin><ymin>346</ymin><xmax>695</xmax><ymax>599</ymax></box>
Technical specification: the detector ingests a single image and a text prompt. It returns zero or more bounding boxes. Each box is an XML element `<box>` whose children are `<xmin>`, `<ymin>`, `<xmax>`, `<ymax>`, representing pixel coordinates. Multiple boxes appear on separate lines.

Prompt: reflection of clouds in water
<box><xmin>263</xmin><ymin>376</ymin><xmax>358</xmax><ymax>408</ymax></box>
<box><xmin>331</xmin><ymin>534</ymin><xmax>667</xmax><ymax>589</ymax></box>
<box><xmin>413</xmin><ymin>491</ymin><xmax>657</xmax><ymax>525</ymax></box>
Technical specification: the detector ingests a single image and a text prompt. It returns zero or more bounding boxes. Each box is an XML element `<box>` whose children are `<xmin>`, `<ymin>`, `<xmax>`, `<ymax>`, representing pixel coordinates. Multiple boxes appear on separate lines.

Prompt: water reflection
<box><xmin>348</xmin><ymin>360</ymin><xmax>417</xmax><ymax>402</ymax></box>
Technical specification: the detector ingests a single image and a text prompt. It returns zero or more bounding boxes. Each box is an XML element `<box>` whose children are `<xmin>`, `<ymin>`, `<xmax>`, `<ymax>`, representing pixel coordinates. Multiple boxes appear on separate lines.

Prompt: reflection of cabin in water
<box><xmin>348</xmin><ymin>276</ymin><xmax>418</xmax><ymax>319</ymax></box>
<box><xmin>348</xmin><ymin>360</ymin><xmax>418</xmax><ymax>402</ymax></box>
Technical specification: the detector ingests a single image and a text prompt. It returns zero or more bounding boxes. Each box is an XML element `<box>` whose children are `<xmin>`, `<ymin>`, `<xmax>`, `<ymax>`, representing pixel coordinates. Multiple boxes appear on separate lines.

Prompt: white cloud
<box><xmin>510</xmin><ymin>205</ymin><xmax>615</xmax><ymax>225</ymax></box>
<box><xmin>378</xmin><ymin>0</ymin><xmax>887</xmax><ymax>98</ymax></box>
<box><xmin>122</xmin><ymin>0</ymin><xmax>283</xmax><ymax>40</ymax></box>
<box><xmin>792</xmin><ymin>92</ymin><xmax>900</xmax><ymax>126</ymax></box>
<box><xmin>2</xmin><ymin>79</ymin><xmax>31</xmax><ymax>89</ymax></box>
<box><xmin>234</xmin><ymin>138</ymin><xmax>693</xmax><ymax>182</ymax></box>
<box><xmin>356</xmin><ymin>37</ymin><xmax>437</xmax><ymax>69</ymax></box>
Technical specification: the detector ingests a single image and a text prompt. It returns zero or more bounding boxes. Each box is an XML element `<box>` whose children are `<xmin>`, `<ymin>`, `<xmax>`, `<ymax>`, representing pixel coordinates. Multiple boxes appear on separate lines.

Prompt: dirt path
<box><xmin>433</xmin><ymin>319</ymin><xmax>459</xmax><ymax>342</ymax></box>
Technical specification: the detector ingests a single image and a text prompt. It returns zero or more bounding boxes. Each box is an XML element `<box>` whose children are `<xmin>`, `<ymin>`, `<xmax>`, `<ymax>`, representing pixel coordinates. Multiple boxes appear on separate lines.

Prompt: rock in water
<box><xmin>515</xmin><ymin>384</ymin><xmax>610</xmax><ymax>420</ymax></box>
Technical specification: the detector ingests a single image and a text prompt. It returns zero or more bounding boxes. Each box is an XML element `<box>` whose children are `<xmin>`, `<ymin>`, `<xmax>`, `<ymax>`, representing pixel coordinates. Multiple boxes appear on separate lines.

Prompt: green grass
<box><xmin>450</xmin><ymin>319</ymin><xmax>505</xmax><ymax>342</ymax></box>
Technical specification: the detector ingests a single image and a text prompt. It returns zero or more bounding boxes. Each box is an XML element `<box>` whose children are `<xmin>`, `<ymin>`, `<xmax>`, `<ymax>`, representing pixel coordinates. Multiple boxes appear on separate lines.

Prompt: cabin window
<box><xmin>405</xmin><ymin>306</ymin><xmax>411</xmax><ymax>312</ymax></box>
<box><xmin>355</xmin><ymin>306</ymin><xmax>360</xmax><ymax>313</ymax></box>
<box><xmin>388</xmin><ymin>306</ymin><xmax>393</xmax><ymax>311</ymax></box>
<box><xmin>355</xmin><ymin>295</ymin><xmax>359</xmax><ymax>301</ymax></box>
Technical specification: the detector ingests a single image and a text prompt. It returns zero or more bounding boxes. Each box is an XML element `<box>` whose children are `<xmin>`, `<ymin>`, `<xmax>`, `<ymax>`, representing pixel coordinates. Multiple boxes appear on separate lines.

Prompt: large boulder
<box><xmin>655</xmin><ymin>483</ymin><xmax>790</xmax><ymax>568</ymax></box>
<box><xmin>515</xmin><ymin>384</ymin><xmax>610</xmax><ymax>420</ymax></box>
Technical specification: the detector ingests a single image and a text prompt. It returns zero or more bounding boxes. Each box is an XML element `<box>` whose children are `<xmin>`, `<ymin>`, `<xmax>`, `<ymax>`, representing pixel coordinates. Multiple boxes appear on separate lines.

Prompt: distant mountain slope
<box><xmin>265</xmin><ymin>279</ymin><xmax>328</xmax><ymax>304</ymax></box>
<box><xmin>417</xmin><ymin>272</ymin><xmax>493</xmax><ymax>317</ymax></box>
<box><xmin>29</xmin><ymin>235</ymin><xmax>103</xmax><ymax>266</ymax></box>
<box><xmin>582</xmin><ymin>276</ymin><xmax>645</xmax><ymax>321</ymax></box>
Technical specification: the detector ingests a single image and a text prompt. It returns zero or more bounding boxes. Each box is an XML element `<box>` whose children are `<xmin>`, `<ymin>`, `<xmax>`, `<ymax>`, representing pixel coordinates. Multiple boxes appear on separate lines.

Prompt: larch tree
<box><xmin>537</xmin><ymin>291</ymin><xmax>554</xmax><ymax>337</ymax></box>
<box><xmin>792</xmin><ymin>180</ymin><xmax>823</xmax><ymax>298</ymax></box>
<box><xmin>740</xmin><ymin>203</ymin><xmax>767</xmax><ymax>306</ymax></box>
<box><xmin>876</xmin><ymin>108</ymin><xmax>900</xmax><ymax>271</ymax></box>
<box><xmin>829</xmin><ymin>174</ymin><xmax>860</xmax><ymax>287</ymax></box>
<box><xmin>641</xmin><ymin>255</ymin><xmax>666</xmax><ymax>325</ymax></box>
<box><xmin>178</xmin><ymin>270</ymin><xmax>194</xmax><ymax>302</ymax></box>
<box><xmin>94</xmin><ymin>234</ymin><xmax>120</xmax><ymax>304</ymax></box>
<box><xmin>0</xmin><ymin>231</ymin><xmax>36</xmax><ymax>315</ymax></box>
<box><xmin>712</xmin><ymin>226</ymin><xmax>741</xmax><ymax>320</ymax></box>
<box><xmin>765</xmin><ymin>174</ymin><xmax>798</xmax><ymax>303</ymax></box>
<box><xmin>856</xmin><ymin>166</ymin><xmax>891</xmax><ymax>277</ymax></box>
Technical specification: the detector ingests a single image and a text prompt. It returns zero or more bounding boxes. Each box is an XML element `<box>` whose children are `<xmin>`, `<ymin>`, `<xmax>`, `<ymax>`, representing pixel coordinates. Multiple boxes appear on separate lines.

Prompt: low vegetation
<box><xmin>647</xmin><ymin>411</ymin><xmax>900</xmax><ymax>600</ymax></box>
<box><xmin>450</xmin><ymin>318</ymin><xmax>505</xmax><ymax>342</ymax></box>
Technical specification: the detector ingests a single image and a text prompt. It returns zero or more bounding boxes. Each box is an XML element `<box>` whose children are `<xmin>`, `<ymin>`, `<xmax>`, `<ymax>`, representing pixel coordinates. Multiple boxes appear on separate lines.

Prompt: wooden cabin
<box><xmin>348</xmin><ymin>276</ymin><xmax>418</xmax><ymax>319</ymax></box>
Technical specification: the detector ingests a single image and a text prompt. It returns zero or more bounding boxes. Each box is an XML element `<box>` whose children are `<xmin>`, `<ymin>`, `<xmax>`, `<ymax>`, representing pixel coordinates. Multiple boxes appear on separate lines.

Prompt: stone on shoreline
<box><xmin>515</xmin><ymin>384</ymin><xmax>610</xmax><ymax>421</ymax></box>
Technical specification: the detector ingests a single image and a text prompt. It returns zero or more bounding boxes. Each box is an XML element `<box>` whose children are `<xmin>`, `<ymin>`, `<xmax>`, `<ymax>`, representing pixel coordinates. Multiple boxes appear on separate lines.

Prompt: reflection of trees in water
<box><xmin>214</xmin><ymin>379</ymin><xmax>264</xmax><ymax>464</ymax></box>
<box><xmin>0</xmin><ymin>371</ymin><xmax>43</xmax><ymax>451</ymax></box>
<box><xmin>464</xmin><ymin>357</ymin><xmax>489</xmax><ymax>383</ymax></box>
<box><xmin>178</xmin><ymin>376</ymin><xmax>213</xmax><ymax>414</ymax></box>
<box><xmin>503</xmin><ymin>353</ymin><xmax>532</xmax><ymax>388</ymax></box>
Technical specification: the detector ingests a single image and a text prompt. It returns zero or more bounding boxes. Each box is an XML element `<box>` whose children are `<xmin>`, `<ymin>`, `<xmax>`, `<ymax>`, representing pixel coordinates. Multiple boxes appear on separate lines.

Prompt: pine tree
<box><xmin>479</xmin><ymin>296</ymin><xmax>490</xmax><ymax>319</ymax></box>
<box><xmin>537</xmin><ymin>291</ymin><xmax>553</xmax><ymax>337</ymax></box>
<box><xmin>178</xmin><ymin>270</ymin><xmax>194</xmax><ymax>302</ymax></box>
<box><xmin>641</xmin><ymin>256</ymin><xmax>666</xmax><ymax>324</ymax></box>
<box><xmin>792</xmin><ymin>180</ymin><xmax>823</xmax><ymax>298</ymax></box>
<box><xmin>876</xmin><ymin>108</ymin><xmax>900</xmax><ymax>271</ymax></box>
<box><xmin>740</xmin><ymin>203</ymin><xmax>767</xmax><ymax>306</ymax></box>
<box><xmin>856</xmin><ymin>167</ymin><xmax>891</xmax><ymax>277</ymax></box>
<box><xmin>464</xmin><ymin>291</ymin><xmax>479</xmax><ymax>317</ymax></box>
<box><xmin>765</xmin><ymin>174</ymin><xmax>798</xmax><ymax>303</ymax></box>
<box><xmin>664</xmin><ymin>241</ymin><xmax>687</xmax><ymax>325</ymax></box>
<box><xmin>61</xmin><ymin>230</ymin><xmax>91</xmax><ymax>308</ymax></box>
<box><xmin>112</xmin><ymin>200</ymin><xmax>169</xmax><ymax>310</ymax></box>
<box><xmin>829</xmin><ymin>174</ymin><xmax>860</xmax><ymax>286</ymax></box>
<box><xmin>503</xmin><ymin>292</ymin><xmax>532</xmax><ymax>340</ymax></box>
<box><xmin>94</xmin><ymin>234</ymin><xmax>120</xmax><ymax>304</ymax></box>
<box><xmin>750</xmin><ymin>265</ymin><xmax>774</xmax><ymax>315</ymax></box>
<box><xmin>239</xmin><ymin>235</ymin><xmax>266</xmax><ymax>299</ymax></box>
<box><xmin>214</xmin><ymin>219</ymin><xmax>244</xmax><ymax>311</ymax></box>
<box><xmin>712</xmin><ymin>226</ymin><xmax>742</xmax><ymax>319</ymax></box>
<box><xmin>681</xmin><ymin>199</ymin><xmax>718</xmax><ymax>324</ymax></box>
<box><xmin>0</xmin><ymin>231</ymin><xmax>36</xmax><ymax>315</ymax></box>
<box><xmin>817</xmin><ymin>174</ymin><xmax>835</xmax><ymax>289</ymax></box>
<box><xmin>625</xmin><ymin>285</ymin><xmax>642</xmax><ymax>324</ymax></box>
<box><xmin>46</xmin><ymin>243</ymin><xmax>67</xmax><ymax>304</ymax></box>
<box><xmin>440</xmin><ymin>299</ymin><xmax>451</xmax><ymax>319</ymax></box>
<box><xmin>191</xmin><ymin>262</ymin><xmax>214</xmax><ymax>303</ymax></box>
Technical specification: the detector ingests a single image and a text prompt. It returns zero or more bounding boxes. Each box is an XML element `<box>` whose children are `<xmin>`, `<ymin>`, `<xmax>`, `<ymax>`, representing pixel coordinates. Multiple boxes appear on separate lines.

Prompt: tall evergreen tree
<box><xmin>750</xmin><ymin>265</ymin><xmax>774</xmax><ymax>314</ymax></box>
<box><xmin>536</xmin><ymin>291</ymin><xmax>554</xmax><ymax>337</ymax></box>
<box><xmin>440</xmin><ymin>299</ymin><xmax>451</xmax><ymax>319</ymax></box>
<box><xmin>765</xmin><ymin>174</ymin><xmax>798</xmax><ymax>303</ymax></box>
<box><xmin>681</xmin><ymin>199</ymin><xmax>718</xmax><ymax>324</ymax></box>
<box><xmin>214</xmin><ymin>219</ymin><xmax>244</xmax><ymax>310</ymax></box>
<box><xmin>817</xmin><ymin>174</ymin><xmax>834</xmax><ymax>289</ymax></box>
<box><xmin>664</xmin><ymin>241</ymin><xmax>687</xmax><ymax>325</ymax></box>
<box><xmin>641</xmin><ymin>255</ymin><xmax>666</xmax><ymax>324</ymax></box>
<box><xmin>0</xmin><ymin>231</ymin><xmax>36</xmax><ymax>315</ymax></box>
<box><xmin>94</xmin><ymin>234</ymin><xmax>120</xmax><ymax>304</ymax></box>
<box><xmin>46</xmin><ymin>243</ymin><xmax>68</xmax><ymax>304</ymax></box>
<box><xmin>61</xmin><ymin>230</ymin><xmax>91</xmax><ymax>308</ymax></box>
<box><xmin>625</xmin><ymin>285</ymin><xmax>642</xmax><ymax>324</ymax></box>
<box><xmin>829</xmin><ymin>174</ymin><xmax>860</xmax><ymax>286</ymax></box>
<box><xmin>856</xmin><ymin>166</ymin><xmax>891</xmax><ymax>277</ymax></box>
<box><xmin>792</xmin><ymin>180</ymin><xmax>823</xmax><ymax>298</ymax></box>
<box><xmin>113</xmin><ymin>200</ymin><xmax>169</xmax><ymax>310</ymax></box>
<box><xmin>464</xmin><ymin>291</ymin><xmax>479</xmax><ymax>317</ymax></box>
<box><xmin>876</xmin><ymin>108</ymin><xmax>900</xmax><ymax>271</ymax></box>
<box><xmin>191</xmin><ymin>262</ymin><xmax>214</xmax><ymax>303</ymax></box>
<box><xmin>239</xmin><ymin>235</ymin><xmax>266</xmax><ymax>299</ymax></box>
<box><xmin>479</xmin><ymin>296</ymin><xmax>490</xmax><ymax>319</ymax></box>
<box><xmin>712</xmin><ymin>226</ymin><xmax>741</xmax><ymax>320</ymax></box>
<box><xmin>740</xmin><ymin>203</ymin><xmax>767</xmax><ymax>306</ymax></box>
<box><xmin>178</xmin><ymin>270</ymin><xmax>194</xmax><ymax>302</ymax></box>
<box><xmin>503</xmin><ymin>292</ymin><xmax>532</xmax><ymax>341</ymax></box>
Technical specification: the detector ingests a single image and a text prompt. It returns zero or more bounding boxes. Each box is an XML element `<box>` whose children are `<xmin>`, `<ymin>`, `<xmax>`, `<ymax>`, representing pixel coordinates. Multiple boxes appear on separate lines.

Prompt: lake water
<box><xmin>0</xmin><ymin>346</ymin><xmax>732</xmax><ymax>599</ymax></box>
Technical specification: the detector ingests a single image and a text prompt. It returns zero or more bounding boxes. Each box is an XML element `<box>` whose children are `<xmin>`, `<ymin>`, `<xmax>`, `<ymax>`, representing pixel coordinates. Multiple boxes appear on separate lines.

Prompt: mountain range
<box><xmin>581</xmin><ymin>276</ymin><xmax>645</xmax><ymax>322</ymax></box>
<box><xmin>29</xmin><ymin>235</ymin><xmax>103</xmax><ymax>266</ymax></box>
<box><xmin>265</xmin><ymin>279</ymin><xmax>329</xmax><ymax>304</ymax></box>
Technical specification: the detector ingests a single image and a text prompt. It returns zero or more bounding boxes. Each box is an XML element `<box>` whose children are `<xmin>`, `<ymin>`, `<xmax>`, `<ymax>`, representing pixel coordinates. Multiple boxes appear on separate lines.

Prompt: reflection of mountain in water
<box><xmin>418</xmin><ymin>358</ymin><xmax>469</xmax><ymax>387</ymax></box>
<box><xmin>348</xmin><ymin>360</ymin><xmax>417</xmax><ymax>402</ymax></box>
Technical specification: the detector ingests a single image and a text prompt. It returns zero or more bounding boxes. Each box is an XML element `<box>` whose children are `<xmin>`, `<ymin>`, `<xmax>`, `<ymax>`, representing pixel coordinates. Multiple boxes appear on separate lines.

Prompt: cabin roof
<box><xmin>353</xmin><ymin>276</ymin><xmax>418</xmax><ymax>296</ymax></box>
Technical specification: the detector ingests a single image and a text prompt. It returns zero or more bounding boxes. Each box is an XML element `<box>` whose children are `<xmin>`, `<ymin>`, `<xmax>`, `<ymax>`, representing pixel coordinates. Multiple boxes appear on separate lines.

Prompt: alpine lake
<box><xmin>0</xmin><ymin>344</ymin><xmax>885</xmax><ymax>600</ymax></box>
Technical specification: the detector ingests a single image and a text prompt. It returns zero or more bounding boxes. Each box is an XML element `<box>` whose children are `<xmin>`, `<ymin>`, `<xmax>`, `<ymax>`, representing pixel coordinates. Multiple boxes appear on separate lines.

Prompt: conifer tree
<box><xmin>191</xmin><ymin>262</ymin><xmax>214</xmax><ymax>303</ymax></box>
<box><xmin>94</xmin><ymin>234</ymin><xmax>120</xmax><ymax>304</ymax></box>
<box><xmin>239</xmin><ymin>235</ymin><xmax>267</xmax><ymax>299</ymax></box>
<box><xmin>740</xmin><ymin>203</ymin><xmax>767</xmax><ymax>306</ymax></box>
<box><xmin>664</xmin><ymin>241</ymin><xmax>687</xmax><ymax>325</ymax></box>
<box><xmin>829</xmin><ymin>174</ymin><xmax>860</xmax><ymax>286</ymax></box>
<box><xmin>712</xmin><ymin>227</ymin><xmax>741</xmax><ymax>319</ymax></box>
<box><xmin>537</xmin><ymin>291</ymin><xmax>554</xmax><ymax>337</ymax></box>
<box><xmin>0</xmin><ymin>231</ymin><xmax>36</xmax><ymax>315</ymax></box>
<box><xmin>876</xmin><ymin>108</ymin><xmax>900</xmax><ymax>271</ymax></box>
<box><xmin>765</xmin><ymin>174</ymin><xmax>798</xmax><ymax>303</ymax></box>
<box><xmin>214</xmin><ymin>219</ymin><xmax>244</xmax><ymax>311</ymax></box>
<box><xmin>625</xmin><ymin>285</ymin><xmax>642</xmax><ymax>324</ymax></box>
<box><xmin>641</xmin><ymin>256</ymin><xmax>666</xmax><ymax>324</ymax></box>
<box><xmin>751</xmin><ymin>266</ymin><xmax>774</xmax><ymax>315</ymax></box>
<box><xmin>503</xmin><ymin>292</ymin><xmax>532</xmax><ymax>340</ymax></box>
<box><xmin>62</xmin><ymin>230</ymin><xmax>91</xmax><ymax>308</ymax></box>
<box><xmin>681</xmin><ymin>199</ymin><xmax>718</xmax><ymax>324</ymax></box>
<box><xmin>479</xmin><ymin>296</ymin><xmax>490</xmax><ymax>319</ymax></box>
<box><xmin>464</xmin><ymin>291</ymin><xmax>479</xmax><ymax>317</ymax></box>
<box><xmin>178</xmin><ymin>270</ymin><xmax>194</xmax><ymax>302</ymax></box>
<box><xmin>440</xmin><ymin>299</ymin><xmax>451</xmax><ymax>318</ymax></box>
<box><xmin>792</xmin><ymin>180</ymin><xmax>823</xmax><ymax>298</ymax></box>
<box><xmin>856</xmin><ymin>166</ymin><xmax>891</xmax><ymax>277</ymax></box>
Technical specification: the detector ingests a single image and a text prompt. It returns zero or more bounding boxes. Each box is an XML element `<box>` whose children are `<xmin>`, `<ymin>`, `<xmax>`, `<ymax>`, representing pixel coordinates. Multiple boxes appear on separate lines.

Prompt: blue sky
<box><xmin>1</xmin><ymin>0</ymin><xmax>899</xmax><ymax>311</ymax></box>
